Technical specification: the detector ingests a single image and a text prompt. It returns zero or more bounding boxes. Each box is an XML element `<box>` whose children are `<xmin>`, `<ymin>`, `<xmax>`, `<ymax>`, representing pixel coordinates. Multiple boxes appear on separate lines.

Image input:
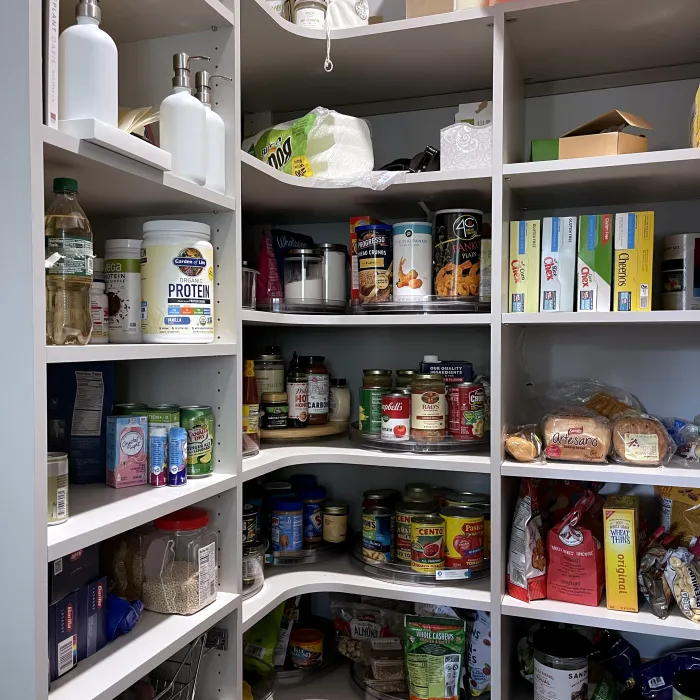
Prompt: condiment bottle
<box><xmin>242</xmin><ymin>359</ymin><xmax>260</xmax><ymax>446</ymax></box>
<box><xmin>287</xmin><ymin>370</ymin><xmax>308</xmax><ymax>429</ymax></box>
<box><xmin>302</xmin><ymin>356</ymin><xmax>329</xmax><ymax>425</ymax></box>
<box><xmin>329</xmin><ymin>378</ymin><xmax>351</xmax><ymax>423</ymax></box>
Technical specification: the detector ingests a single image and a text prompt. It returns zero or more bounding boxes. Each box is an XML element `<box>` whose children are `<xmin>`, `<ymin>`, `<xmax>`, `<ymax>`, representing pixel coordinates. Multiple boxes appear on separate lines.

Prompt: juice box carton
<box><xmin>49</xmin><ymin>591</ymin><xmax>79</xmax><ymax>681</ymax></box>
<box><xmin>350</xmin><ymin>216</ymin><xmax>382</xmax><ymax>304</ymax></box>
<box><xmin>603</xmin><ymin>495</ymin><xmax>639</xmax><ymax>613</ymax></box>
<box><xmin>613</xmin><ymin>211</ymin><xmax>654</xmax><ymax>311</ymax></box>
<box><xmin>577</xmin><ymin>214</ymin><xmax>613</xmax><ymax>311</ymax></box>
<box><xmin>540</xmin><ymin>216</ymin><xmax>577</xmax><ymax>312</ymax></box>
<box><xmin>106</xmin><ymin>415</ymin><xmax>148</xmax><ymax>488</ymax></box>
<box><xmin>77</xmin><ymin>577</ymin><xmax>107</xmax><ymax>662</ymax></box>
<box><xmin>509</xmin><ymin>220</ymin><xmax>541</xmax><ymax>313</ymax></box>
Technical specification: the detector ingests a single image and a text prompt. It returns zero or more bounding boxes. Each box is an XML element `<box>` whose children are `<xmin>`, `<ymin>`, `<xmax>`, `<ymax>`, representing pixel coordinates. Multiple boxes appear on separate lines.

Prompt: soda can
<box><xmin>149</xmin><ymin>427</ymin><xmax>168</xmax><ymax>487</ymax></box>
<box><xmin>181</xmin><ymin>406</ymin><xmax>214</xmax><ymax>478</ymax></box>
<box><xmin>168</xmin><ymin>427</ymin><xmax>188</xmax><ymax>486</ymax></box>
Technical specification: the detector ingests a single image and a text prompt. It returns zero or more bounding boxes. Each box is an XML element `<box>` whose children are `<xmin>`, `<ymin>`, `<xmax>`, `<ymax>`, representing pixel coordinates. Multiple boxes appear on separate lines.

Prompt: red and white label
<box><xmin>381</xmin><ymin>394</ymin><xmax>410</xmax><ymax>441</ymax></box>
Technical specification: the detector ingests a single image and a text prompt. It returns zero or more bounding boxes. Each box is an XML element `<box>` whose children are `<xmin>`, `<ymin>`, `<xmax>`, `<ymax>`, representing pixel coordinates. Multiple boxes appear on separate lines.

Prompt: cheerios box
<box><xmin>540</xmin><ymin>216</ymin><xmax>577</xmax><ymax>312</ymax></box>
<box><xmin>509</xmin><ymin>220</ymin><xmax>540</xmax><ymax>313</ymax></box>
<box><xmin>577</xmin><ymin>214</ymin><xmax>613</xmax><ymax>312</ymax></box>
<box><xmin>613</xmin><ymin>211</ymin><xmax>654</xmax><ymax>312</ymax></box>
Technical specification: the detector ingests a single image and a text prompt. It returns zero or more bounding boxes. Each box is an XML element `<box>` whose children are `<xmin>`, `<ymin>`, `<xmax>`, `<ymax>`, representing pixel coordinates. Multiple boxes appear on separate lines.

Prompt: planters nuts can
<box><xmin>181</xmin><ymin>406</ymin><xmax>214</xmax><ymax>477</ymax></box>
<box><xmin>149</xmin><ymin>427</ymin><xmax>168</xmax><ymax>487</ymax></box>
<box><xmin>381</xmin><ymin>392</ymin><xmax>410</xmax><ymax>441</ymax></box>
<box><xmin>392</xmin><ymin>222</ymin><xmax>433</xmax><ymax>297</ymax></box>
<box><xmin>434</xmin><ymin>209</ymin><xmax>482</xmax><ymax>299</ymax></box>
<box><xmin>356</xmin><ymin>224</ymin><xmax>393</xmax><ymax>305</ymax></box>
<box><xmin>168</xmin><ymin>427</ymin><xmax>187</xmax><ymax>486</ymax></box>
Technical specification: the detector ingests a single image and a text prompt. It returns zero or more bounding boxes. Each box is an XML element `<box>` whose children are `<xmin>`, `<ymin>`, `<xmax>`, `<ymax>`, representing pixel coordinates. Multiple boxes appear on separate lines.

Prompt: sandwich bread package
<box><xmin>504</xmin><ymin>425</ymin><xmax>543</xmax><ymax>463</ymax></box>
<box><xmin>540</xmin><ymin>379</ymin><xmax>643</xmax><ymax>419</ymax></box>
<box><xmin>542</xmin><ymin>407</ymin><xmax>612</xmax><ymax>463</ymax></box>
<box><xmin>610</xmin><ymin>412</ymin><xmax>675</xmax><ymax>467</ymax></box>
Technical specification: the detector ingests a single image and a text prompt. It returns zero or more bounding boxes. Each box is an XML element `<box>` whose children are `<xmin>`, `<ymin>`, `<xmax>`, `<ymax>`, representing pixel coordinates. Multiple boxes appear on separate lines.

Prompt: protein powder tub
<box><xmin>533</xmin><ymin>628</ymin><xmax>590</xmax><ymax>700</ymax></box>
<box><xmin>105</xmin><ymin>239</ymin><xmax>142</xmax><ymax>343</ymax></box>
<box><xmin>140</xmin><ymin>220</ymin><xmax>215</xmax><ymax>343</ymax></box>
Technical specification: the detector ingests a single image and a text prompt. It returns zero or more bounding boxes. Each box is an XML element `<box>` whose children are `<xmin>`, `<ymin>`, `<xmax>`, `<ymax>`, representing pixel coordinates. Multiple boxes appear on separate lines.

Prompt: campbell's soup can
<box><xmin>449</xmin><ymin>382</ymin><xmax>485</xmax><ymax>440</ymax></box>
<box><xmin>381</xmin><ymin>392</ymin><xmax>410</xmax><ymax>441</ymax></box>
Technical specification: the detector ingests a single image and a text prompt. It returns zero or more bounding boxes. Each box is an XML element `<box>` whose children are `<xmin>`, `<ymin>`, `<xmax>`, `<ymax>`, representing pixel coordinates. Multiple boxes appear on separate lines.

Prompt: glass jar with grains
<box><xmin>411</xmin><ymin>374</ymin><xmax>446</xmax><ymax>442</ymax></box>
<box><xmin>141</xmin><ymin>507</ymin><xmax>218</xmax><ymax>615</ymax></box>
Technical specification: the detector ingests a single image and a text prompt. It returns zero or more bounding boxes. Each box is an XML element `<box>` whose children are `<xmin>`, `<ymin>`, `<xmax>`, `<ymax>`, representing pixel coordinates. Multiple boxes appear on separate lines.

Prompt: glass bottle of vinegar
<box><xmin>45</xmin><ymin>178</ymin><xmax>93</xmax><ymax>345</ymax></box>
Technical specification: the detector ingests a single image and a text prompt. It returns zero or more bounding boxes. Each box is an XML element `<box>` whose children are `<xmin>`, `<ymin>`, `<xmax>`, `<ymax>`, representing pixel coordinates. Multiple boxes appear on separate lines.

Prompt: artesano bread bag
<box><xmin>542</xmin><ymin>407</ymin><xmax>612</xmax><ymax>463</ymax></box>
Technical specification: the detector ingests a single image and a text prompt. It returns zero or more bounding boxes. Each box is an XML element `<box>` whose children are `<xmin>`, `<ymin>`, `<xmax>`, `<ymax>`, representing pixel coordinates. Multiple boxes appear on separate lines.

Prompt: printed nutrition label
<box><xmin>198</xmin><ymin>542</ymin><xmax>216</xmax><ymax>607</ymax></box>
<box><xmin>72</xmin><ymin>371</ymin><xmax>104</xmax><ymax>436</ymax></box>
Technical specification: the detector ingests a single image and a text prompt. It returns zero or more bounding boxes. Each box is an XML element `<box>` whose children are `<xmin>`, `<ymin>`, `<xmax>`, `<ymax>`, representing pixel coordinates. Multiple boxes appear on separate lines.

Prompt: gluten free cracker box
<box><xmin>603</xmin><ymin>495</ymin><xmax>639</xmax><ymax>613</ymax></box>
<box><xmin>613</xmin><ymin>211</ymin><xmax>654</xmax><ymax>312</ymax></box>
<box><xmin>509</xmin><ymin>220</ymin><xmax>540</xmax><ymax>313</ymax></box>
<box><xmin>577</xmin><ymin>214</ymin><xmax>613</xmax><ymax>312</ymax></box>
<box><xmin>540</xmin><ymin>216</ymin><xmax>577</xmax><ymax>312</ymax></box>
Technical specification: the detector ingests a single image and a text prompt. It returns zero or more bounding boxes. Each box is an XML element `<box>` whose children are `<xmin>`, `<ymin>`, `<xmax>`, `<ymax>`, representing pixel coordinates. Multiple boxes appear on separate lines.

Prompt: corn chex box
<box><xmin>613</xmin><ymin>211</ymin><xmax>654</xmax><ymax>312</ymax></box>
<box><xmin>577</xmin><ymin>214</ymin><xmax>613</xmax><ymax>312</ymax></box>
<box><xmin>509</xmin><ymin>220</ymin><xmax>540</xmax><ymax>313</ymax></box>
<box><xmin>540</xmin><ymin>216</ymin><xmax>577</xmax><ymax>312</ymax></box>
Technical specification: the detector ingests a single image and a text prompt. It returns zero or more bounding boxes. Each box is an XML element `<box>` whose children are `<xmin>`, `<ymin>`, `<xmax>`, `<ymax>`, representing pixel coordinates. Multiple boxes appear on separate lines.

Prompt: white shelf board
<box><xmin>243</xmin><ymin>557</ymin><xmax>490</xmax><ymax>632</ymax></box>
<box><xmin>43</xmin><ymin>126</ymin><xmax>235</xmax><ymax>217</ymax></box>
<box><xmin>502</xmin><ymin>311</ymin><xmax>700</xmax><ymax>325</ymax></box>
<box><xmin>48</xmin><ymin>592</ymin><xmax>239</xmax><ymax>700</ymax></box>
<box><xmin>504</xmin><ymin>148</ymin><xmax>700</xmax><ymax>210</ymax></box>
<box><xmin>48</xmin><ymin>473</ymin><xmax>236</xmax><ymax>561</ymax></box>
<box><xmin>59</xmin><ymin>0</ymin><xmax>234</xmax><ymax>44</ymax></box>
<box><xmin>242</xmin><ymin>436</ymin><xmax>491</xmax><ymax>483</ymax></box>
<box><xmin>242</xmin><ymin>152</ymin><xmax>491</xmax><ymax>223</ymax></box>
<box><xmin>502</xmin><ymin>594</ymin><xmax>700</xmax><ymax>641</ymax></box>
<box><xmin>241</xmin><ymin>0</ymin><xmax>493</xmax><ymax>112</ymax></box>
<box><xmin>506</xmin><ymin>0</ymin><xmax>700</xmax><ymax>87</ymax></box>
<box><xmin>502</xmin><ymin>458</ymin><xmax>700</xmax><ymax>489</ymax></box>
<box><xmin>243</xmin><ymin>309</ymin><xmax>491</xmax><ymax>327</ymax></box>
<box><xmin>46</xmin><ymin>341</ymin><xmax>238</xmax><ymax>363</ymax></box>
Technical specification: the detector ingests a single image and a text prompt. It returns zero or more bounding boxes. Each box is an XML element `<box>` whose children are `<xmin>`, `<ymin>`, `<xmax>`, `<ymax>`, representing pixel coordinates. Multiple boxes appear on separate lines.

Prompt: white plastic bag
<box><xmin>328</xmin><ymin>0</ymin><xmax>369</xmax><ymax>28</ymax></box>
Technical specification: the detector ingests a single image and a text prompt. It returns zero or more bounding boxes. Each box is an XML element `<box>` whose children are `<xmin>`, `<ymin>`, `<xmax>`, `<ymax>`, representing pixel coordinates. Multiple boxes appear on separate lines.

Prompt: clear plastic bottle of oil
<box><xmin>45</xmin><ymin>178</ymin><xmax>94</xmax><ymax>345</ymax></box>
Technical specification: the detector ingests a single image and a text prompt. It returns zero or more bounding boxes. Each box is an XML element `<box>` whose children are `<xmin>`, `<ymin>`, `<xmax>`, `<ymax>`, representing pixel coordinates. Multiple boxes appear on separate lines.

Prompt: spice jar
<box><xmin>287</xmin><ymin>371</ymin><xmax>308</xmax><ymax>428</ymax></box>
<box><xmin>261</xmin><ymin>392</ymin><xmax>289</xmax><ymax>430</ymax></box>
<box><xmin>301</xmin><ymin>486</ymin><xmax>326</xmax><ymax>544</ymax></box>
<box><xmin>396</xmin><ymin>370</ymin><xmax>416</xmax><ymax>389</ymax></box>
<box><xmin>411</xmin><ymin>373</ymin><xmax>446</xmax><ymax>442</ymax></box>
<box><xmin>329</xmin><ymin>378</ymin><xmax>351</xmax><ymax>423</ymax></box>
<box><xmin>318</xmin><ymin>243</ymin><xmax>348</xmax><ymax>306</ymax></box>
<box><xmin>293</xmin><ymin>0</ymin><xmax>326</xmax><ymax>29</ymax></box>
<box><xmin>533</xmin><ymin>629</ymin><xmax>590</xmax><ymax>700</ymax></box>
<box><xmin>322</xmin><ymin>500</ymin><xmax>348</xmax><ymax>543</ymax></box>
<box><xmin>284</xmin><ymin>248</ymin><xmax>324</xmax><ymax>303</ymax></box>
<box><xmin>302</xmin><ymin>356</ymin><xmax>329</xmax><ymax>425</ymax></box>
<box><xmin>142</xmin><ymin>507</ymin><xmax>218</xmax><ymax>615</ymax></box>
<box><xmin>254</xmin><ymin>353</ymin><xmax>285</xmax><ymax>395</ymax></box>
<box><xmin>360</xmin><ymin>369</ymin><xmax>393</xmax><ymax>435</ymax></box>
<box><xmin>271</xmin><ymin>499</ymin><xmax>303</xmax><ymax>552</ymax></box>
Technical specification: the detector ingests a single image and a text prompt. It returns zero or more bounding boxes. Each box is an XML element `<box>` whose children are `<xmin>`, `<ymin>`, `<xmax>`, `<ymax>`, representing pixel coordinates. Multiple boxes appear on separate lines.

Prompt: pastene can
<box><xmin>410</xmin><ymin>514</ymin><xmax>445</xmax><ymax>574</ymax></box>
<box><xmin>441</xmin><ymin>505</ymin><xmax>485</xmax><ymax>569</ymax></box>
<box><xmin>181</xmin><ymin>405</ymin><xmax>214</xmax><ymax>477</ymax></box>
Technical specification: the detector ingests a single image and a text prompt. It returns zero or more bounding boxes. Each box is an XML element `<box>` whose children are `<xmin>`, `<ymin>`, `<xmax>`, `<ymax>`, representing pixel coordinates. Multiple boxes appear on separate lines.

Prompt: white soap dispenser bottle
<box><xmin>195</xmin><ymin>71</ymin><xmax>232</xmax><ymax>195</ymax></box>
<box><xmin>160</xmin><ymin>53</ymin><xmax>210</xmax><ymax>186</ymax></box>
<box><xmin>59</xmin><ymin>0</ymin><xmax>118</xmax><ymax>126</ymax></box>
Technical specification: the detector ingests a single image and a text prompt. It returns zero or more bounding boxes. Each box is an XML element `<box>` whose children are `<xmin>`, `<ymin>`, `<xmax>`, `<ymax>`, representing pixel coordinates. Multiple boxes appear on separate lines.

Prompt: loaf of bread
<box><xmin>612</xmin><ymin>413</ymin><xmax>672</xmax><ymax>466</ymax></box>
<box><xmin>542</xmin><ymin>409</ymin><xmax>612</xmax><ymax>463</ymax></box>
<box><xmin>504</xmin><ymin>425</ymin><xmax>542</xmax><ymax>462</ymax></box>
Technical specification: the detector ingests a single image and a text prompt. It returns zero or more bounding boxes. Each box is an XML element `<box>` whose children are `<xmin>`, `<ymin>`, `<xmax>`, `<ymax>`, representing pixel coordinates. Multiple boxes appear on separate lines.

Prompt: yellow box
<box><xmin>603</xmin><ymin>495</ymin><xmax>639</xmax><ymax>613</ymax></box>
<box><xmin>613</xmin><ymin>211</ymin><xmax>654</xmax><ymax>312</ymax></box>
<box><xmin>692</xmin><ymin>85</ymin><xmax>700</xmax><ymax>149</ymax></box>
<box><xmin>508</xmin><ymin>220</ymin><xmax>540</xmax><ymax>313</ymax></box>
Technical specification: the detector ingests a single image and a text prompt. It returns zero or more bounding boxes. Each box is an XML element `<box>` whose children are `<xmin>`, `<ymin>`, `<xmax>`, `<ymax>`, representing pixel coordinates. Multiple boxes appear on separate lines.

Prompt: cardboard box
<box><xmin>49</xmin><ymin>545</ymin><xmax>100</xmax><ymax>605</ymax></box>
<box><xmin>603</xmin><ymin>495</ymin><xmax>639</xmax><ymax>613</ymax></box>
<box><xmin>77</xmin><ymin>577</ymin><xmax>107</xmax><ymax>662</ymax></box>
<box><xmin>106</xmin><ymin>415</ymin><xmax>148</xmax><ymax>488</ymax></box>
<box><xmin>540</xmin><ymin>217</ymin><xmax>577</xmax><ymax>312</ymax></box>
<box><xmin>661</xmin><ymin>233</ymin><xmax>700</xmax><ymax>310</ymax></box>
<box><xmin>455</xmin><ymin>101</ymin><xmax>492</xmax><ymax>126</ymax></box>
<box><xmin>406</xmin><ymin>0</ymin><xmax>453</xmax><ymax>18</ymax></box>
<box><xmin>691</xmin><ymin>85</ymin><xmax>700</xmax><ymax>148</ymax></box>
<box><xmin>531</xmin><ymin>139</ymin><xmax>559</xmax><ymax>162</ymax></box>
<box><xmin>577</xmin><ymin>214</ymin><xmax>613</xmax><ymax>312</ymax></box>
<box><xmin>49</xmin><ymin>592</ymin><xmax>79</xmax><ymax>682</ymax></box>
<box><xmin>509</xmin><ymin>220</ymin><xmax>541</xmax><ymax>313</ymax></box>
<box><xmin>613</xmin><ymin>211</ymin><xmax>654</xmax><ymax>312</ymax></box>
<box><xmin>559</xmin><ymin>110</ymin><xmax>652</xmax><ymax>160</ymax></box>
<box><xmin>419</xmin><ymin>359</ymin><xmax>473</xmax><ymax>384</ymax></box>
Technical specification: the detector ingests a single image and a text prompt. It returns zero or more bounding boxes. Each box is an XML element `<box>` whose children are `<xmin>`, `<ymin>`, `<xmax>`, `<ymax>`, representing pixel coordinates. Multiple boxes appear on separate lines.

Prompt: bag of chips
<box><xmin>466</xmin><ymin>611</ymin><xmax>491</xmax><ymax>697</ymax></box>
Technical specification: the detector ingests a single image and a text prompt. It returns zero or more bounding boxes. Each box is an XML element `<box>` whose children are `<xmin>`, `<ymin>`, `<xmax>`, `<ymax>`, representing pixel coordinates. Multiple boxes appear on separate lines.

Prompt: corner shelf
<box><xmin>502</xmin><ymin>311</ymin><xmax>700</xmax><ymax>325</ymax></box>
<box><xmin>242</xmin><ymin>309</ymin><xmax>492</xmax><ymax>327</ymax></box>
<box><xmin>46</xmin><ymin>341</ymin><xmax>238</xmax><ymax>364</ymax></box>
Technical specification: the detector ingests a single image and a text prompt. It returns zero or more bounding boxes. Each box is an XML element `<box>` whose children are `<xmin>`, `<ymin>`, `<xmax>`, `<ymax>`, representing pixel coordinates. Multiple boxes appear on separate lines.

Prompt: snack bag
<box><xmin>656</xmin><ymin>486</ymin><xmax>700</xmax><ymax>546</ymax></box>
<box><xmin>638</xmin><ymin>527</ymin><xmax>675</xmax><ymax>620</ymax></box>
<box><xmin>664</xmin><ymin>547</ymin><xmax>700</xmax><ymax>623</ymax></box>
<box><xmin>404</xmin><ymin>616</ymin><xmax>467</xmax><ymax>700</ymax></box>
<box><xmin>466</xmin><ymin>611</ymin><xmax>491</xmax><ymax>697</ymax></box>
<box><xmin>504</xmin><ymin>425</ymin><xmax>543</xmax><ymax>463</ymax></box>
<box><xmin>507</xmin><ymin>479</ymin><xmax>547</xmax><ymax>602</ymax></box>
<box><xmin>540</xmin><ymin>379</ymin><xmax>644</xmax><ymax>419</ymax></box>
<box><xmin>547</xmin><ymin>490</ymin><xmax>605</xmax><ymax>606</ymax></box>
<box><xmin>243</xmin><ymin>603</ymin><xmax>285</xmax><ymax>666</ymax></box>
<box><xmin>542</xmin><ymin>407</ymin><xmax>612</xmax><ymax>463</ymax></box>
<box><xmin>256</xmin><ymin>230</ymin><xmax>283</xmax><ymax>303</ymax></box>
<box><xmin>611</xmin><ymin>412</ymin><xmax>676</xmax><ymax>467</ymax></box>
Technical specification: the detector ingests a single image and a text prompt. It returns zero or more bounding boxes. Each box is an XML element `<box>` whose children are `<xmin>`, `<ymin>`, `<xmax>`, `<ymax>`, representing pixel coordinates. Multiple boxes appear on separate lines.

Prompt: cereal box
<box><xmin>614</xmin><ymin>211</ymin><xmax>654</xmax><ymax>312</ymax></box>
<box><xmin>577</xmin><ymin>214</ymin><xmax>613</xmax><ymax>311</ymax></box>
<box><xmin>603</xmin><ymin>495</ymin><xmax>639</xmax><ymax>612</ymax></box>
<box><xmin>106</xmin><ymin>415</ymin><xmax>148</xmax><ymax>488</ymax></box>
<box><xmin>540</xmin><ymin>216</ymin><xmax>577</xmax><ymax>312</ymax></box>
<box><xmin>509</xmin><ymin>220</ymin><xmax>540</xmax><ymax>313</ymax></box>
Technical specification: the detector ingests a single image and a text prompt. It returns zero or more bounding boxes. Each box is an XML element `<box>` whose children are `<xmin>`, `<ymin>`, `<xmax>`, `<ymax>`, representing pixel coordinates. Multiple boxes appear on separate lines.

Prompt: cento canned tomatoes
<box><xmin>441</xmin><ymin>505</ymin><xmax>484</xmax><ymax>569</ymax></box>
<box><xmin>410</xmin><ymin>514</ymin><xmax>445</xmax><ymax>574</ymax></box>
<box><xmin>448</xmin><ymin>382</ymin><xmax>486</xmax><ymax>441</ymax></box>
<box><xmin>381</xmin><ymin>392</ymin><xmax>410</xmax><ymax>441</ymax></box>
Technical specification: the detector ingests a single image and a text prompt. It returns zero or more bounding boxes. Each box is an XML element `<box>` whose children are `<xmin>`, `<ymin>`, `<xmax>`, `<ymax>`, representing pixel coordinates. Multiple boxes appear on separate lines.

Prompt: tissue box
<box><xmin>440</xmin><ymin>123</ymin><xmax>492</xmax><ymax>170</ymax></box>
<box><xmin>406</xmin><ymin>0</ymin><xmax>453</xmax><ymax>18</ymax></box>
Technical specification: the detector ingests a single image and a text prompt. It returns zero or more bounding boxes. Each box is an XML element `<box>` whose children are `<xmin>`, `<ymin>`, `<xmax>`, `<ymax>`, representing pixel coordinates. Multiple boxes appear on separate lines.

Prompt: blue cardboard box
<box><xmin>77</xmin><ymin>577</ymin><xmax>107</xmax><ymax>661</ymax></box>
<box><xmin>49</xmin><ymin>545</ymin><xmax>100</xmax><ymax>605</ymax></box>
<box><xmin>49</xmin><ymin>592</ymin><xmax>79</xmax><ymax>682</ymax></box>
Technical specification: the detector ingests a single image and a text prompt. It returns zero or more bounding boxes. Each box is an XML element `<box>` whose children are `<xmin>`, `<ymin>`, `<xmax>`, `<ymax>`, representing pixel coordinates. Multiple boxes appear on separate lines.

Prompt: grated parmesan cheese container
<box><xmin>141</xmin><ymin>220</ymin><xmax>215</xmax><ymax>343</ymax></box>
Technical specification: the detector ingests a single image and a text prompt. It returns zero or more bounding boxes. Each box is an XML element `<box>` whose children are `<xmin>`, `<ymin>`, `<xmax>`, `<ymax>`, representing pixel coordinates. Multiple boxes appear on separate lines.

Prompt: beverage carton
<box><xmin>603</xmin><ymin>495</ymin><xmax>639</xmax><ymax>613</ymax></box>
<box><xmin>106</xmin><ymin>415</ymin><xmax>148</xmax><ymax>488</ymax></box>
<box><xmin>509</xmin><ymin>220</ymin><xmax>540</xmax><ymax>313</ymax></box>
<box><xmin>614</xmin><ymin>211</ymin><xmax>654</xmax><ymax>311</ymax></box>
<box><xmin>577</xmin><ymin>214</ymin><xmax>613</xmax><ymax>311</ymax></box>
<box><xmin>540</xmin><ymin>216</ymin><xmax>577</xmax><ymax>312</ymax></box>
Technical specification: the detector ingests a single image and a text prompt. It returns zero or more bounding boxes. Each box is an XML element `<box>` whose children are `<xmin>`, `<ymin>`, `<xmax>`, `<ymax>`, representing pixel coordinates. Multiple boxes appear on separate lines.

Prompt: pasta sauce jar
<box><xmin>302</xmin><ymin>356</ymin><xmax>329</xmax><ymax>425</ymax></box>
<box><xmin>411</xmin><ymin>374</ymin><xmax>446</xmax><ymax>442</ymax></box>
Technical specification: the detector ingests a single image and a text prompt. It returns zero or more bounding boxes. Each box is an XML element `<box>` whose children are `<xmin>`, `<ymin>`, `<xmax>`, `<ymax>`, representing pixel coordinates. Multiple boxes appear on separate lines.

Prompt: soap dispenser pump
<box><xmin>195</xmin><ymin>71</ymin><xmax>232</xmax><ymax>194</ymax></box>
<box><xmin>59</xmin><ymin>0</ymin><xmax>118</xmax><ymax>126</ymax></box>
<box><xmin>160</xmin><ymin>53</ymin><xmax>210</xmax><ymax>186</ymax></box>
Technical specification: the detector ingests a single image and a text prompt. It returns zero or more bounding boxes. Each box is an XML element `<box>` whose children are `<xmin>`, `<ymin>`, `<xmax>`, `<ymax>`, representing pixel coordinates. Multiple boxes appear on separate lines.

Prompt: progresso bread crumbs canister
<box><xmin>434</xmin><ymin>209</ymin><xmax>483</xmax><ymax>299</ymax></box>
<box><xmin>356</xmin><ymin>224</ymin><xmax>393</xmax><ymax>304</ymax></box>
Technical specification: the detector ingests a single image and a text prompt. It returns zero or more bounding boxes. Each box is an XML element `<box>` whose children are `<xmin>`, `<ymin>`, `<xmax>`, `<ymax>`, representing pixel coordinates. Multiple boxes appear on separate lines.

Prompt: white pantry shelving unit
<box><xmin>3</xmin><ymin>0</ymin><xmax>700</xmax><ymax>698</ymax></box>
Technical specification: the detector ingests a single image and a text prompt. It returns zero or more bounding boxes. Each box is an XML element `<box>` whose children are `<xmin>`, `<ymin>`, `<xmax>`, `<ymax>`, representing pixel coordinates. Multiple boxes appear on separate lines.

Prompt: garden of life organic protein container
<box><xmin>181</xmin><ymin>406</ymin><xmax>214</xmax><ymax>477</ymax></box>
<box><xmin>393</xmin><ymin>222</ymin><xmax>433</xmax><ymax>298</ymax></box>
<box><xmin>141</xmin><ymin>220</ymin><xmax>214</xmax><ymax>343</ymax></box>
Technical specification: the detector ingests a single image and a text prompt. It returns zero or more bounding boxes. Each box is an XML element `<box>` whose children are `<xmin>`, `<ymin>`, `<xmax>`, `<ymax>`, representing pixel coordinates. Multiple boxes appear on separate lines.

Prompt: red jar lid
<box><xmin>155</xmin><ymin>507</ymin><xmax>210</xmax><ymax>531</ymax></box>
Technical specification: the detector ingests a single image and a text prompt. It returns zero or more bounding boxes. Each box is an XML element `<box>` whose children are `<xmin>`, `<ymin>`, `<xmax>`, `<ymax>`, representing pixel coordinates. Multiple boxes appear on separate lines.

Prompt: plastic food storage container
<box><xmin>141</xmin><ymin>507</ymin><xmax>218</xmax><ymax>615</ymax></box>
<box><xmin>242</xmin><ymin>538</ymin><xmax>267</xmax><ymax>598</ymax></box>
<box><xmin>242</xmin><ymin>264</ymin><xmax>259</xmax><ymax>309</ymax></box>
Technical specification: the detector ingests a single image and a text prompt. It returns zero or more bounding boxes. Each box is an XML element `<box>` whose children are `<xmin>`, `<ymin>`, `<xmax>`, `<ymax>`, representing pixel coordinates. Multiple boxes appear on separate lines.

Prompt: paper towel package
<box><xmin>242</xmin><ymin>107</ymin><xmax>374</xmax><ymax>179</ymax></box>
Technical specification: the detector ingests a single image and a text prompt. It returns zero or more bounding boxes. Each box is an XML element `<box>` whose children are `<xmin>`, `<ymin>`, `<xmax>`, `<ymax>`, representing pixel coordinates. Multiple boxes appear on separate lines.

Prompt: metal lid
<box><xmin>394</xmin><ymin>221</ymin><xmax>434</xmax><ymax>229</ymax></box>
<box><xmin>262</xmin><ymin>481</ymin><xmax>292</xmax><ymax>492</ymax></box>
<box><xmin>323</xmin><ymin>500</ymin><xmax>349</xmax><ymax>515</ymax></box>
<box><xmin>363</xmin><ymin>489</ymin><xmax>399</xmax><ymax>501</ymax></box>
<box><xmin>76</xmin><ymin>0</ymin><xmax>101</xmax><ymax>22</ymax></box>
<box><xmin>395</xmin><ymin>388</ymin><xmax>411</xmax><ymax>395</ymax></box>
<box><xmin>363</xmin><ymin>369</ymin><xmax>392</xmax><ymax>375</ymax></box>
<box><xmin>413</xmin><ymin>373</ymin><xmax>444</xmax><ymax>381</ymax></box>
<box><xmin>256</xmin><ymin>354</ymin><xmax>284</xmax><ymax>362</ymax></box>
<box><xmin>143</xmin><ymin>219</ymin><xmax>211</xmax><ymax>237</ymax></box>
<box><xmin>331</xmin><ymin>378</ymin><xmax>347</xmax><ymax>387</ymax></box>
<box><xmin>287</xmin><ymin>372</ymin><xmax>308</xmax><ymax>381</ymax></box>
<box><xmin>300</xmin><ymin>356</ymin><xmax>326</xmax><ymax>364</ymax></box>
<box><xmin>412</xmin><ymin>514</ymin><xmax>444</xmax><ymax>526</ymax></box>
<box><xmin>180</xmin><ymin>405</ymin><xmax>212</xmax><ymax>410</ymax></box>
<box><xmin>440</xmin><ymin>505</ymin><xmax>484</xmax><ymax>519</ymax></box>
<box><xmin>444</xmin><ymin>492</ymin><xmax>489</xmax><ymax>506</ymax></box>
<box><xmin>396</xmin><ymin>370</ymin><xmax>416</xmax><ymax>376</ymax></box>
<box><xmin>355</xmin><ymin>224</ymin><xmax>393</xmax><ymax>234</ymax></box>
<box><xmin>170</xmin><ymin>53</ymin><xmax>211</xmax><ymax>89</ymax></box>
<box><xmin>363</xmin><ymin>505</ymin><xmax>394</xmax><ymax>516</ymax></box>
<box><xmin>148</xmin><ymin>404</ymin><xmax>179</xmax><ymax>410</ymax></box>
<box><xmin>453</xmin><ymin>382</ymin><xmax>482</xmax><ymax>388</ymax></box>
<box><xmin>261</xmin><ymin>392</ymin><xmax>288</xmax><ymax>403</ymax></box>
<box><xmin>386</xmin><ymin>391</ymin><xmax>408</xmax><ymax>399</ymax></box>
<box><xmin>194</xmin><ymin>71</ymin><xmax>232</xmax><ymax>105</ymax></box>
<box><xmin>284</xmin><ymin>248</ymin><xmax>324</xmax><ymax>258</ymax></box>
<box><xmin>295</xmin><ymin>0</ymin><xmax>327</xmax><ymax>6</ymax></box>
<box><xmin>48</xmin><ymin>452</ymin><xmax>68</xmax><ymax>462</ymax></box>
<box><xmin>317</xmin><ymin>243</ymin><xmax>348</xmax><ymax>253</ymax></box>
<box><xmin>435</xmin><ymin>209</ymin><xmax>484</xmax><ymax>216</ymax></box>
<box><xmin>396</xmin><ymin>501</ymin><xmax>436</xmax><ymax>515</ymax></box>
<box><xmin>404</xmin><ymin>482</ymin><xmax>434</xmax><ymax>499</ymax></box>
